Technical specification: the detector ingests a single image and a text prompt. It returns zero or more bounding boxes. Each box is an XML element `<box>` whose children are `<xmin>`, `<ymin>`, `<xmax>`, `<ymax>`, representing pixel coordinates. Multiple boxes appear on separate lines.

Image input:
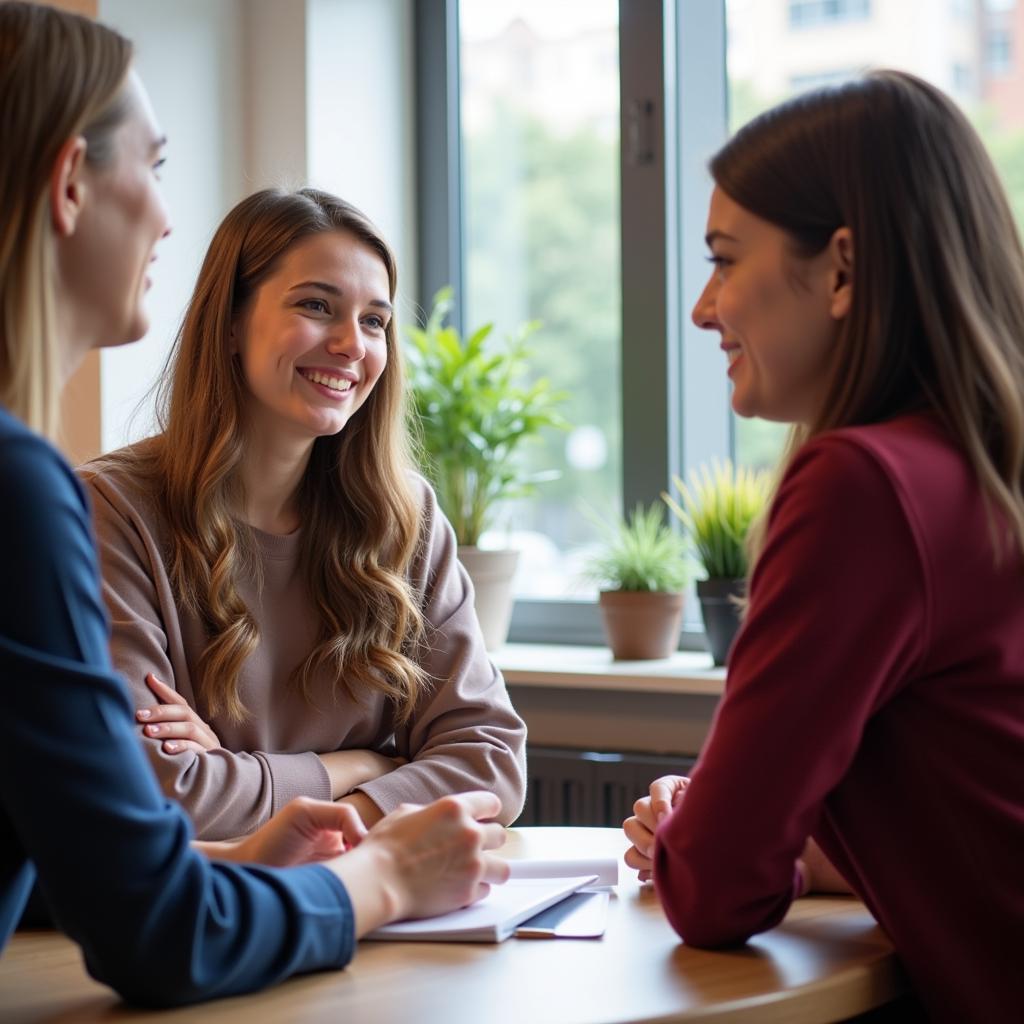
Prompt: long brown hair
<box><xmin>0</xmin><ymin>2</ymin><xmax>132</xmax><ymax>438</ymax></box>
<box><xmin>109</xmin><ymin>188</ymin><xmax>427</xmax><ymax>722</ymax></box>
<box><xmin>711</xmin><ymin>70</ymin><xmax>1024</xmax><ymax>568</ymax></box>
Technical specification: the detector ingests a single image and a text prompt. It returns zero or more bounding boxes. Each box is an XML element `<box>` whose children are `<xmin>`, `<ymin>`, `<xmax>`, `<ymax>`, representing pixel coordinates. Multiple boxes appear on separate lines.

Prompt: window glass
<box><xmin>460</xmin><ymin>1</ymin><xmax>621</xmax><ymax>598</ymax></box>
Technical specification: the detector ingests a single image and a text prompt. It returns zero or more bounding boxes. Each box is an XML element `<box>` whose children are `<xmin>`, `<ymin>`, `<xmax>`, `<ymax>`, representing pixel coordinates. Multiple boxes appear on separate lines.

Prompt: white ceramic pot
<box><xmin>457</xmin><ymin>547</ymin><xmax>520</xmax><ymax>651</ymax></box>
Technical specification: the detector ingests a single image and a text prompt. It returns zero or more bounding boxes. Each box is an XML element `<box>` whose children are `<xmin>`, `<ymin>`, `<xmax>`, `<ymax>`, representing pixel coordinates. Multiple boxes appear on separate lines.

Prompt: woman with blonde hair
<box><xmin>82</xmin><ymin>186</ymin><xmax>526</xmax><ymax>839</ymax></box>
<box><xmin>623</xmin><ymin>70</ymin><xmax>1024</xmax><ymax>1020</ymax></box>
<box><xmin>0</xmin><ymin>1</ymin><xmax>508</xmax><ymax>1006</ymax></box>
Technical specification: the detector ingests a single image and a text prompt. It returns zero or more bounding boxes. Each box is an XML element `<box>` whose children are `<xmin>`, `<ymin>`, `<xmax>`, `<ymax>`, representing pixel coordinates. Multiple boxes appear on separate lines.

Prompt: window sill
<box><xmin>493</xmin><ymin>643</ymin><xmax>726</xmax><ymax>697</ymax></box>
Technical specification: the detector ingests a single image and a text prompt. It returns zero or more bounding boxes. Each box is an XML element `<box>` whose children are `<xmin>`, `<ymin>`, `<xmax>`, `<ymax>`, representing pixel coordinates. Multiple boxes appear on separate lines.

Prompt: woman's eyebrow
<box><xmin>705</xmin><ymin>229</ymin><xmax>739</xmax><ymax>247</ymax></box>
<box><xmin>288</xmin><ymin>280</ymin><xmax>341</xmax><ymax>295</ymax></box>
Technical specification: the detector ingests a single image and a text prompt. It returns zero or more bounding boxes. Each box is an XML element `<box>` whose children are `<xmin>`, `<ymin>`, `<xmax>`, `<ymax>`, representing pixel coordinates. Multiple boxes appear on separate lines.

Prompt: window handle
<box><xmin>626</xmin><ymin>98</ymin><xmax>655</xmax><ymax>165</ymax></box>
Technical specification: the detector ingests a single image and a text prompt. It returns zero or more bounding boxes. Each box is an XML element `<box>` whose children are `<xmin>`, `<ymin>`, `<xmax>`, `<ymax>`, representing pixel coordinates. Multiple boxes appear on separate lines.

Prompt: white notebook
<box><xmin>506</xmin><ymin>855</ymin><xmax>619</xmax><ymax>888</ymax></box>
<box><xmin>365</xmin><ymin>874</ymin><xmax>597</xmax><ymax>943</ymax></box>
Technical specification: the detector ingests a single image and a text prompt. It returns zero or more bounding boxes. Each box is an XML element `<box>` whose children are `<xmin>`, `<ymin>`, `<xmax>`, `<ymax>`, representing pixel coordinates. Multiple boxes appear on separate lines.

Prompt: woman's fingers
<box><xmin>137</xmin><ymin>703</ymin><xmax>193</xmax><ymax>723</ymax></box>
<box><xmin>480</xmin><ymin>851</ymin><xmax>511</xmax><ymax>884</ymax></box>
<box><xmin>623</xmin><ymin>843</ymin><xmax>653</xmax><ymax>872</ymax></box>
<box><xmin>623</xmin><ymin>814</ymin><xmax>655</xmax><ymax>857</ymax></box>
<box><xmin>649</xmin><ymin>775</ymin><xmax>690</xmax><ymax>825</ymax></box>
<box><xmin>143</xmin><ymin>719</ymin><xmax>210</xmax><ymax>741</ymax></box>
<box><xmin>163</xmin><ymin>739</ymin><xmax>206</xmax><ymax>755</ymax></box>
<box><xmin>145</xmin><ymin>673</ymin><xmax>188</xmax><ymax>705</ymax></box>
<box><xmin>478</xmin><ymin>821</ymin><xmax>508</xmax><ymax>852</ymax></box>
<box><xmin>445</xmin><ymin>790</ymin><xmax>502</xmax><ymax>823</ymax></box>
<box><xmin>136</xmin><ymin>695</ymin><xmax>220</xmax><ymax>750</ymax></box>
<box><xmin>289</xmin><ymin>797</ymin><xmax>369</xmax><ymax>848</ymax></box>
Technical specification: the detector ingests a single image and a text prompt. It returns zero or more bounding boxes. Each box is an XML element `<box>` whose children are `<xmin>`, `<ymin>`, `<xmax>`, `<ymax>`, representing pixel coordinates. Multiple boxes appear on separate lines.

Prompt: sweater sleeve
<box><xmin>654</xmin><ymin>438</ymin><xmax>928</xmax><ymax>947</ymax></box>
<box><xmin>0</xmin><ymin>429</ymin><xmax>353</xmax><ymax>1007</ymax></box>
<box><xmin>84</xmin><ymin>473</ymin><xmax>331</xmax><ymax>840</ymax></box>
<box><xmin>355</xmin><ymin>479</ymin><xmax>528</xmax><ymax>825</ymax></box>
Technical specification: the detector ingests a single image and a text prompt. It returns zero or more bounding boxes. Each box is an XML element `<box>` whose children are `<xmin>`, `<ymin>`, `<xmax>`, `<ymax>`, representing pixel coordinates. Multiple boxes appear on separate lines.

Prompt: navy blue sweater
<box><xmin>0</xmin><ymin>407</ymin><xmax>355</xmax><ymax>1006</ymax></box>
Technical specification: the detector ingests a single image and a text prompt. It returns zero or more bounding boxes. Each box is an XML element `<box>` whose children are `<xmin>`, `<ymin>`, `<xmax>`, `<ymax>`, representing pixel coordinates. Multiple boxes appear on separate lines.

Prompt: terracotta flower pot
<box><xmin>458</xmin><ymin>547</ymin><xmax>520</xmax><ymax>651</ymax></box>
<box><xmin>695</xmin><ymin>577</ymin><xmax>745</xmax><ymax>666</ymax></box>
<box><xmin>598</xmin><ymin>590</ymin><xmax>685</xmax><ymax>660</ymax></box>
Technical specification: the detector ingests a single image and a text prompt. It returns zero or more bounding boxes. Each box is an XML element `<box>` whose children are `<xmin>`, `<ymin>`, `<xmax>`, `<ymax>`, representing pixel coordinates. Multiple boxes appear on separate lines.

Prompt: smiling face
<box><xmin>234</xmin><ymin>229</ymin><xmax>392</xmax><ymax>446</ymax></box>
<box><xmin>691</xmin><ymin>186</ymin><xmax>850</xmax><ymax>426</ymax></box>
<box><xmin>63</xmin><ymin>71</ymin><xmax>170</xmax><ymax>350</ymax></box>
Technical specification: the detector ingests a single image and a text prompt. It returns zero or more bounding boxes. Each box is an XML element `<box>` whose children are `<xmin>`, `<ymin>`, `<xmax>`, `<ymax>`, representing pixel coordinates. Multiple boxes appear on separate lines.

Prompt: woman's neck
<box><xmin>237</xmin><ymin>425</ymin><xmax>315</xmax><ymax>536</ymax></box>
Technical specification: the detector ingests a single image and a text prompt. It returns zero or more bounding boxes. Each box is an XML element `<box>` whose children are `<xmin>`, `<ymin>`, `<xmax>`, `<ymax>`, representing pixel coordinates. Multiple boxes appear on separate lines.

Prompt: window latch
<box><xmin>626</xmin><ymin>99</ymin><xmax>655</xmax><ymax>165</ymax></box>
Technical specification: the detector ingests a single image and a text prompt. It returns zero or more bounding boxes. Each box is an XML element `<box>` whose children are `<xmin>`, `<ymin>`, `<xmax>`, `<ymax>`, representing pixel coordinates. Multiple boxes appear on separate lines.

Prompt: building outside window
<box><xmin>788</xmin><ymin>0</ymin><xmax>871</xmax><ymax>30</ymax></box>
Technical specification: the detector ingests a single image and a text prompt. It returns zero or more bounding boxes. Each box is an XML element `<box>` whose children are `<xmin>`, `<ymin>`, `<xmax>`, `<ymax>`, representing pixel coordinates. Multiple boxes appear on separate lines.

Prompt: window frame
<box><xmin>414</xmin><ymin>0</ymin><xmax>732</xmax><ymax>647</ymax></box>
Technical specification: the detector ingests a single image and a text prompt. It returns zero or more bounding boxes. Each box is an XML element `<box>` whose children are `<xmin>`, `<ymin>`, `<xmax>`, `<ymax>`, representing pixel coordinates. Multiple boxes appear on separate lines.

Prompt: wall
<box><xmin>60</xmin><ymin>0</ymin><xmax>418</xmax><ymax>459</ymax></box>
<box><xmin>307</xmin><ymin>0</ymin><xmax>419</xmax><ymax>320</ymax></box>
<box><xmin>96</xmin><ymin>0</ymin><xmax>248</xmax><ymax>453</ymax></box>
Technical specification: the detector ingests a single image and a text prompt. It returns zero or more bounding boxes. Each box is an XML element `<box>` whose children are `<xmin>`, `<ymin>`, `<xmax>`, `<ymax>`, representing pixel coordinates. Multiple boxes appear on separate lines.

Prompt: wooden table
<box><xmin>0</xmin><ymin>828</ymin><xmax>905</xmax><ymax>1024</ymax></box>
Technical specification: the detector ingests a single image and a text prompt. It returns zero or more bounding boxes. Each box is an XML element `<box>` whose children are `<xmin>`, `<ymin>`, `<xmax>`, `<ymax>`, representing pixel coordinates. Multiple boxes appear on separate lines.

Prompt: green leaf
<box><xmin>404</xmin><ymin>286</ymin><xmax>570</xmax><ymax>545</ymax></box>
<box><xmin>662</xmin><ymin>459</ymin><xmax>772</xmax><ymax>578</ymax></box>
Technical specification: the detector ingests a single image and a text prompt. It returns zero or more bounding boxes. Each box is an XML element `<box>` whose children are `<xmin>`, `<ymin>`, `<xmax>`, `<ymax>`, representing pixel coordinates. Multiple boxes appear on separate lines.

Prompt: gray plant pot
<box><xmin>695</xmin><ymin>578</ymin><xmax>745</xmax><ymax>666</ymax></box>
<box><xmin>458</xmin><ymin>547</ymin><xmax>520</xmax><ymax>651</ymax></box>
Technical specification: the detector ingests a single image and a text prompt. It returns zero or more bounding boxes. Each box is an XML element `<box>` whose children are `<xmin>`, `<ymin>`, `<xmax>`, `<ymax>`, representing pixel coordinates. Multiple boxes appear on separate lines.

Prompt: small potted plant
<box><xmin>663</xmin><ymin>459</ymin><xmax>771</xmax><ymax>666</ymax></box>
<box><xmin>583</xmin><ymin>502</ymin><xmax>689</xmax><ymax>660</ymax></box>
<box><xmin>405</xmin><ymin>287</ymin><xmax>568</xmax><ymax>650</ymax></box>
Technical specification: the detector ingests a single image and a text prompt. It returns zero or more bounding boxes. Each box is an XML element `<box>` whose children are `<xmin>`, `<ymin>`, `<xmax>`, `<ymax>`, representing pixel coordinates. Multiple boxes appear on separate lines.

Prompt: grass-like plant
<box><xmin>405</xmin><ymin>287</ymin><xmax>569</xmax><ymax>546</ymax></box>
<box><xmin>583</xmin><ymin>502</ymin><xmax>689</xmax><ymax>593</ymax></box>
<box><xmin>662</xmin><ymin>459</ymin><xmax>772</xmax><ymax>580</ymax></box>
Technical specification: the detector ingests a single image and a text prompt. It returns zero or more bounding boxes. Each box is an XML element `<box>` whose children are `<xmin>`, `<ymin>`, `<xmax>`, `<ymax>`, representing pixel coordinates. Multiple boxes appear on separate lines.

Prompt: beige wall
<box><xmin>45</xmin><ymin>0</ymin><xmax>418</xmax><ymax>462</ymax></box>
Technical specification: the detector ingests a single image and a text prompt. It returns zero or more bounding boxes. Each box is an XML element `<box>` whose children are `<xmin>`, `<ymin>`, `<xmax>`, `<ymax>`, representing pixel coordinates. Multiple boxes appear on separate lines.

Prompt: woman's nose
<box><xmin>327</xmin><ymin>318</ymin><xmax>365</xmax><ymax>359</ymax></box>
<box><xmin>691</xmin><ymin>280</ymin><xmax>719</xmax><ymax>331</ymax></box>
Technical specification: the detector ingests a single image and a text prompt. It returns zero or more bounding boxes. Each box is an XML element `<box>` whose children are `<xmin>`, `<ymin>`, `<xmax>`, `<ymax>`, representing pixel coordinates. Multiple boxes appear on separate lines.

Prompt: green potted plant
<box><xmin>583</xmin><ymin>502</ymin><xmax>689</xmax><ymax>660</ymax></box>
<box><xmin>405</xmin><ymin>287</ymin><xmax>568</xmax><ymax>650</ymax></box>
<box><xmin>663</xmin><ymin>459</ymin><xmax>772</xmax><ymax>666</ymax></box>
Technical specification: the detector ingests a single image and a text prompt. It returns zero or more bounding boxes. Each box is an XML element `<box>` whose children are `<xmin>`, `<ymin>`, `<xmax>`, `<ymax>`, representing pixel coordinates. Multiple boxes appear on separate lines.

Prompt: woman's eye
<box><xmin>705</xmin><ymin>254</ymin><xmax>733</xmax><ymax>277</ymax></box>
<box><xmin>299</xmin><ymin>299</ymin><xmax>330</xmax><ymax>314</ymax></box>
<box><xmin>152</xmin><ymin>157</ymin><xmax>166</xmax><ymax>180</ymax></box>
<box><xmin>363</xmin><ymin>315</ymin><xmax>386</xmax><ymax>330</ymax></box>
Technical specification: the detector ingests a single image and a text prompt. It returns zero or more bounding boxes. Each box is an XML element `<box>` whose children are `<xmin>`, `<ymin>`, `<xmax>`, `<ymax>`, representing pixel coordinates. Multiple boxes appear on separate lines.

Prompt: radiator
<box><xmin>516</xmin><ymin>745</ymin><xmax>695</xmax><ymax>827</ymax></box>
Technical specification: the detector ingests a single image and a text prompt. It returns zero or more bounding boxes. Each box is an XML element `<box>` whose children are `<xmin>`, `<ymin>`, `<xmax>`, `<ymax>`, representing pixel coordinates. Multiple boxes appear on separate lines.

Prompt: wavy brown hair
<box><xmin>109</xmin><ymin>188</ymin><xmax>426</xmax><ymax>722</ymax></box>
<box><xmin>0</xmin><ymin>2</ymin><xmax>132</xmax><ymax>438</ymax></box>
<box><xmin>711</xmin><ymin>70</ymin><xmax>1024</xmax><ymax>572</ymax></box>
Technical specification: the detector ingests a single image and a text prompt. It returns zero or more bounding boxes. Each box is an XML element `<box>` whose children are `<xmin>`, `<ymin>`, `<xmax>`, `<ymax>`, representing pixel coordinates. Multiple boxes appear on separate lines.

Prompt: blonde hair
<box><xmin>0</xmin><ymin>2</ymin><xmax>132</xmax><ymax>439</ymax></box>
<box><xmin>104</xmin><ymin>188</ymin><xmax>427</xmax><ymax>723</ymax></box>
<box><xmin>710</xmin><ymin>70</ymin><xmax>1024</xmax><ymax>575</ymax></box>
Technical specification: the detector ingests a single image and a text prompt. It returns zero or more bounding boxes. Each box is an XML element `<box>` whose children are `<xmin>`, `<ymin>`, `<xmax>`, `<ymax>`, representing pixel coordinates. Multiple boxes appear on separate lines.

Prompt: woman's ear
<box><xmin>49</xmin><ymin>136</ymin><xmax>89</xmax><ymax>238</ymax></box>
<box><xmin>828</xmin><ymin>226</ymin><xmax>854</xmax><ymax>321</ymax></box>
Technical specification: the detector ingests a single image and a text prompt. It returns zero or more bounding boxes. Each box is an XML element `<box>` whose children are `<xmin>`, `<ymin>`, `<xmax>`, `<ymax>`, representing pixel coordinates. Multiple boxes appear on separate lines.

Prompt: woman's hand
<box><xmin>318</xmin><ymin>748</ymin><xmax>406</xmax><ymax>800</ymax></box>
<box><xmin>197</xmin><ymin>797</ymin><xmax>368</xmax><ymax>867</ymax></box>
<box><xmin>796</xmin><ymin>836</ymin><xmax>854</xmax><ymax>895</ymax></box>
<box><xmin>326</xmin><ymin>791</ymin><xmax>510</xmax><ymax>935</ymax></box>
<box><xmin>623</xmin><ymin>774</ymin><xmax>691</xmax><ymax>882</ymax></box>
<box><xmin>136</xmin><ymin>673</ymin><xmax>220</xmax><ymax>754</ymax></box>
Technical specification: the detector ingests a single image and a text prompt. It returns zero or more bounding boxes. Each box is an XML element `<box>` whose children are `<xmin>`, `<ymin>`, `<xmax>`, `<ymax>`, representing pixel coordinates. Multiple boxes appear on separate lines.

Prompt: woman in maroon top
<box><xmin>624</xmin><ymin>70</ymin><xmax>1024</xmax><ymax>1021</ymax></box>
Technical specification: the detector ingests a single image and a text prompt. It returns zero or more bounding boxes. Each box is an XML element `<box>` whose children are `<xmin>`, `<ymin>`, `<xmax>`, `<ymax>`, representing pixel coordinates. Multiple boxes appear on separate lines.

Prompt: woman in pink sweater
<box><xmin>82</xmin><ymin>189</ymin><xmax>526</xmax><ymax>839</ymax></box>
<box><xmin>624</xmin><ymin>71</ymin><xmax>1024</xmax><ymax>1021</ymax></box>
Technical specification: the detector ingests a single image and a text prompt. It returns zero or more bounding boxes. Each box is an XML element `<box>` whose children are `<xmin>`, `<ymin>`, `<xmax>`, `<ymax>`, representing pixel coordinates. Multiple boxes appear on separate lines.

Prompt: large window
<box><xmin>459</xmin><ymin>2</ymin><xmax>622</xmax><ymax>601</ymax></box>
<box><xmin>417</xmin><ymin>0</ymin><xmax>1023</xmax><ymax>642</ymax></box>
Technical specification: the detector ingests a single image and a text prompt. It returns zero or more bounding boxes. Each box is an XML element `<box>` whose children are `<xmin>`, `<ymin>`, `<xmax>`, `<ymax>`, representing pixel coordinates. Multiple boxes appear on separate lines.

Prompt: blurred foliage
<box><xmin>405</xmin><ymin>286</ymin><xmax>569</xmax><ymax>546</ymax></box>
<box><xmin>582</xmin><ymin>502</ymin><xmax>689</xmax><ymax>592</ymax></box>
<box><xmin>463</xmin><ymin>102</ymin><xmax>622</xmax><ymax>543</ymax></box>
<box><xmin>663</xmin><ymin>458</ymin><xmax>772</xmax><ymax>580</ymax></box>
